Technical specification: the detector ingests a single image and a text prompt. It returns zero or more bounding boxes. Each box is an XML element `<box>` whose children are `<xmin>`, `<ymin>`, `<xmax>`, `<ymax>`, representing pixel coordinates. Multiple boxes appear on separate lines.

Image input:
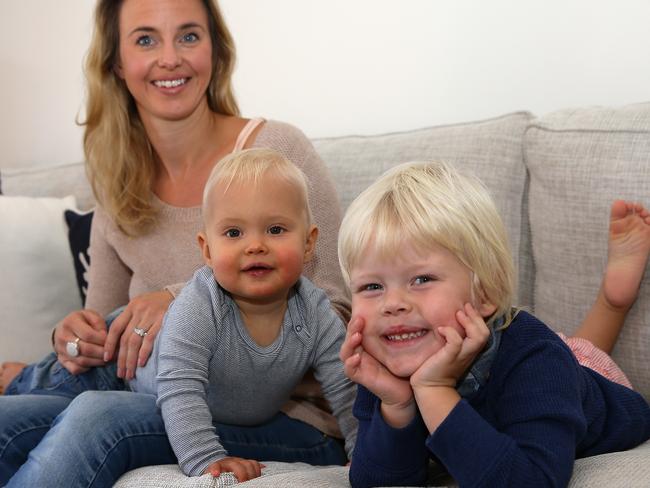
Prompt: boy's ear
<box><xmin>303</xmin><ymin>225</ymin><xmax>318</xmax><ymax>263</ymax></box>
<box><xmin>476</xmin><ymin>285</ymin><xmax>497</xmax><ymax>318</ymax></box>
<box><xmin>197</xmin><ymin>231</ymin><xmax>212</xmax><ymax>266</ymax></box>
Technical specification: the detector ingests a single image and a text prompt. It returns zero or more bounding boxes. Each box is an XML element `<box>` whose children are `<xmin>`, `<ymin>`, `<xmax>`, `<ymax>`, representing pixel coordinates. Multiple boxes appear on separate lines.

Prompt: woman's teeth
<box><xmin>154</xmin><ymin>78</ymin><xmax>186</xmax><ymax>88</ymax></box>
<box><xmin>386</xmin><ymin>330</ymin><xmax>426</xmax><ymax>342</ymax></box>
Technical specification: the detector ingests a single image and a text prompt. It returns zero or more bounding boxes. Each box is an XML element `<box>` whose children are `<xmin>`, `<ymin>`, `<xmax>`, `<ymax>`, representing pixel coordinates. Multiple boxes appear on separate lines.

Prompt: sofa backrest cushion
<box><xmin>525</xmin><ymin>102</ymin><xmax>650</xmax><ymax>399</ymax></box>
<box><xmin>313</xmin><ymin>112</ymin><xmax>534</xmax><ymax>308</ymax></box>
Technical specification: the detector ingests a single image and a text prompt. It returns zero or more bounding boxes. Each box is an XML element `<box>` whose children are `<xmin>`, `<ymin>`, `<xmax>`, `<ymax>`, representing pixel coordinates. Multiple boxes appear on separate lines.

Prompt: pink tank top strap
<box><xmin>232</xmin><ymin>117</ymin><xmax>266</xmax><ymax>152</ymax></box>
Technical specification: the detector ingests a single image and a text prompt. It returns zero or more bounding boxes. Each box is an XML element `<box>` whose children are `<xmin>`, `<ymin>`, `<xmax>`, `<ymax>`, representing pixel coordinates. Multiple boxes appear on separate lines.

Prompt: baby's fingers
<box><xmin>340</xmin><ymin>330</ymin><xmax>363</xmax><ymax>362</ymax></box>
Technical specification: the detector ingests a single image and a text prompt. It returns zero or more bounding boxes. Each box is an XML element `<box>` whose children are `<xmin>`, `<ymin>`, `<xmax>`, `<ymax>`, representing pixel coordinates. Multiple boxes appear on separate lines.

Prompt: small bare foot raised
<box><xmin>0</xmin><ymin>362</ymin><xmax>27</xmax><ymax>395</ymax></box>
<box><xmin>603</xmin><ymin>200</ymin><xmax>650</xmax><ymax>310</ymax></box>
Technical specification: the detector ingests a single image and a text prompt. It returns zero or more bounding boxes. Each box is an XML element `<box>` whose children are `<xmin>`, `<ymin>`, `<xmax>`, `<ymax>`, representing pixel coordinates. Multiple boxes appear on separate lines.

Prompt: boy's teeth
<box><xmin>387</xmin><ymin>330</ymin><xmax>426</xmax><ymax>341</ymax></box>
<box><xmin>154</xmin><ymin>78</ymin><xmax>186</xmax><ymax>88</ymax></box>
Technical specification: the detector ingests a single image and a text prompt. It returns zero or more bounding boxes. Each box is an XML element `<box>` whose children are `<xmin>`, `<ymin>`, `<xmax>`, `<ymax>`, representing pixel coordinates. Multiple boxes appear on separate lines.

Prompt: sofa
<box><xmin>1</xmin><ymin>102</ymin><xmax>649</xmax><ymax>487</ymax></box>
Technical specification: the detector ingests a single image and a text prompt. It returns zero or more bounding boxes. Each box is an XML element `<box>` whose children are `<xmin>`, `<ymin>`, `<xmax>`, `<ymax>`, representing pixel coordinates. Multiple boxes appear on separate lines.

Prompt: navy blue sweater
<box><xmin>349</xmin><ymin>311</ymin><xmax>650</xmax><ymax>488</ymax></box>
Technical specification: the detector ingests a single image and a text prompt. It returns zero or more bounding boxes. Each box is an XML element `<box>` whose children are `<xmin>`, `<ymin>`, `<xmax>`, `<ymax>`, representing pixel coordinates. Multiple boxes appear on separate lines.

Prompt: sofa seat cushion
<box><xmin>525</xmin><ymin>102</ymin><xmax>650</xmax><ymax>399</ymax></box>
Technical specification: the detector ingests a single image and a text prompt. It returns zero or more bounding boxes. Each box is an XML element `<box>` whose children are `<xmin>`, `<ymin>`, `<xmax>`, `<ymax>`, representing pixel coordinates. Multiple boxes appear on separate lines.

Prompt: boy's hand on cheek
<box><xmin>410</xmin><ymin>304</ymin><xmax>490</xmax><ymax>432</ymax></box>
<box><xmin>411</xmin><ymin>303</ymin><xmax>490</xmax><ymax>390</ymax></box>
<box><xmin>340</xmin><ymin>316</ymin><xmax>414</xmax><ymax>414</ymax></box>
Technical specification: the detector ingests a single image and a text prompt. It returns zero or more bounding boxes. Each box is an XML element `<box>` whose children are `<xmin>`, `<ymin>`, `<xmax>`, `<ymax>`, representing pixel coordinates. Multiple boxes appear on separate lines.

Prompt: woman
<box><xmin>0</xmin><ymin>0</ymin><xmax>350</xmax><ymax>485</ymax></box>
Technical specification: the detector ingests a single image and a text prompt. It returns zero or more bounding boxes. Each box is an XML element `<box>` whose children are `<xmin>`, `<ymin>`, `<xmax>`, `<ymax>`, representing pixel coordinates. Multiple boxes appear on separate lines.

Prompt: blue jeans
<box><xmin>0</xmin><ymin>391</ymin><xmax>346</xmax><ymax>487</ymax></box>
<box><xmin>4</xmin><ymin>308</ymin><xmax>125</xmax><ymax>398</ymax></box>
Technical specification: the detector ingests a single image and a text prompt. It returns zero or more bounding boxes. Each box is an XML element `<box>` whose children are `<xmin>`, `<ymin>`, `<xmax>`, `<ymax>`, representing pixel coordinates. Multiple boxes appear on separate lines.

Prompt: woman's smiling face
<box><xmin>116</xmin><ymin>0</ymin><xmax>213</xmax><ymax>123</ymax></box>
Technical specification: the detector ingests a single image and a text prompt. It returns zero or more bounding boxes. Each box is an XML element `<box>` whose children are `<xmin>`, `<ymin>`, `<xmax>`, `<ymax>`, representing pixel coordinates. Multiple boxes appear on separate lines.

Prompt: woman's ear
<box><xmin>197</xmin><ymin>232</ymin><xmax>212</xmax><ymax>266</ymax></box>
<box><xmin>114</xmin><ymin>62</ymin><xmax>124</xmax><ymax>79</ymax></box>
<box><xmin>303</xmin><ymin>225</ymin><xmax>319</xmax><ymax>263</ymax></box>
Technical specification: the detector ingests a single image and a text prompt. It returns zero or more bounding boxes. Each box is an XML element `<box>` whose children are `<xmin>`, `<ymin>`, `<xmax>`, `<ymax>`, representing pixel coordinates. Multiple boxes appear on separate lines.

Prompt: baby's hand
<box><xmin>203</xmin><ymin>456</ymin><xmax>264</xmax><ymax>482</ymax></box>
<box><xmin>340</xmin><ymin>316</ymin><xmax>414</xmax><ymax>409</ymax></box>
<box><xmin>411</xmin><ymin>303</ymin><xmax>490</xmax><ymax>390</ymax></box>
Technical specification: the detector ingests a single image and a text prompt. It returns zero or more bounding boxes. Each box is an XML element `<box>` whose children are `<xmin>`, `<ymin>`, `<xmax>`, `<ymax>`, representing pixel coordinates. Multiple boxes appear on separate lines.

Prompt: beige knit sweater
<box><xmin>85</xmin><ymin>119</ymin><xmax>351</xmax><ymax>437</ymax></box>
<box><xmin>86</xmin><ymin>120</ymin><xmax>350</xmax><ymax>320</ymax></box>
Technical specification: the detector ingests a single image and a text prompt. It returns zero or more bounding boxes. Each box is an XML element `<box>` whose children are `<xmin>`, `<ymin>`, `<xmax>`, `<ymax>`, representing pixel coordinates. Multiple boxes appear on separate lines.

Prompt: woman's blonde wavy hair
<box><xmin>81</xmin><ymin>0</ymin><xmax>239</xmax><ymax>236</ymax></box>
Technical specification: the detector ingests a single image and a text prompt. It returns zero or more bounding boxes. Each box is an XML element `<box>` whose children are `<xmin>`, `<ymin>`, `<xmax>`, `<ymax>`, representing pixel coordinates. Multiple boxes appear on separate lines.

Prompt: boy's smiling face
<box><xmin>350</xmin><ymin>242</ymin><xmax>495</xmax><ymax>378</ymax></box>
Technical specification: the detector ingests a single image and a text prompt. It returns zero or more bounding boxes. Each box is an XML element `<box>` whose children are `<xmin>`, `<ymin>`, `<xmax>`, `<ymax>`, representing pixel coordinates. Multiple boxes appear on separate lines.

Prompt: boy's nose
<box><xmin>381</xmin><ymin>290</ymin><xmax>412</xmax><ymax>315</ymax></box>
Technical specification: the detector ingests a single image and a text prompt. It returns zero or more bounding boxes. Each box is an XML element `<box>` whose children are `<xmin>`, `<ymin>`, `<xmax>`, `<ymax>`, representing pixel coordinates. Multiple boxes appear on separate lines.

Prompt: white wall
<box><xmin>1</xmin><ymin>0</ymin><xmax>649</xmax><ymax>169</ymax></box>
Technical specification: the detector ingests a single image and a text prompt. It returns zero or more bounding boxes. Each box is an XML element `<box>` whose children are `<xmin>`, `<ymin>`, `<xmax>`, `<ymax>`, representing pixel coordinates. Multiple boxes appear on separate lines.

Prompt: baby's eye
<box><xmin>268</xmin><ymin>226</ymin><xmax>285</xmax><ymax>235</ymax></box>
<box><xmin>136</xmin><ymin>35</ymin><xmax>154</xmax><ymax>47</ymax></box>
<box><xmin>413</xmin><ymin>275</ymin><xmax>435</xmax><ymax>285</ymax></box>
<box><xmin>181</xmin><ymin>32</ymin><xmax>199</xmax><ymax>43</ymax></box>
<box><xmin>224</xmin><ymin>228</ymin><xmax>241</xmax><ymax>238</ymax></box>
<box><xmin>359</xmin><ymin>283</ymin><xmax>383</xmax><ymax>292</ymax></box>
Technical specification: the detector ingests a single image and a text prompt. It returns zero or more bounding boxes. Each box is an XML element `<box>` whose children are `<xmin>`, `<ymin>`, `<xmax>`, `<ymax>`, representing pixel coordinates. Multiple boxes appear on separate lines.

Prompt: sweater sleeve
<box><xmin>253</xmin><ymin>121</ymin><xmax>351</xmax><ymax>322</ymax></box>
<box><xmin>349</xmin><ymin>386</ymin><xmax>430</xmax><ymax>488</ymax></box>
<box><xmin>156</xmin><ymin>273</ymin><xmax>226</xmax><ymax>476</ymax></box>
<box><xmin>84</xmin><ymin>205</ymin><xmax>130</xmax><ymax>316</ymax></box>
<box><xmin>308</xmin><ymin>285</ymin><xmax>358</xmax><ymax>458</ymax></box>
<box><xmin>427</xmin><ymin>341</ymin><xmax>586</xmax><ymax>488</ymax></box>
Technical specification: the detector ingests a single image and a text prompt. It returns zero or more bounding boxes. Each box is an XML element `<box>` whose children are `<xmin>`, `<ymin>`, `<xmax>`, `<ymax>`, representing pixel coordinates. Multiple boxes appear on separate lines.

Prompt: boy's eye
<box><xmin>225</xmin><ymin>229</ymin><xmax>241</xmax><ymax>238</ymax></box>
<box><xmin>413</xmin><ymin>275</ymin><xmax>435</xmax><ymax>285</ymax></box>
<box><xmin>136</xmin><ymin>35</ymin><xmax>154</xmax><ymax>47</ymax></box>
<box><xmin>181</xmin><ymin>32</ymin><xmax>199</xmax><ymax>43</ymax></box>
<box><xmin>268</xmin><ymin>226</ymin><xmax>285</xmax><ymax>235</ymax></box>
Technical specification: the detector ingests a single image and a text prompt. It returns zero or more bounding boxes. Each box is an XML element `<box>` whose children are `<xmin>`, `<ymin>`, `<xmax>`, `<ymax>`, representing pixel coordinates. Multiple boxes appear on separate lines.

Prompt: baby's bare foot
<box><xmin>603</xmin><ymin>200</ymin><xmax>650</xmax><ymax>310</ymax></box>
<box><xmin>0</xmin><ymin>362</ymin><xmax>27</xmax><ymax>394</ymax></box>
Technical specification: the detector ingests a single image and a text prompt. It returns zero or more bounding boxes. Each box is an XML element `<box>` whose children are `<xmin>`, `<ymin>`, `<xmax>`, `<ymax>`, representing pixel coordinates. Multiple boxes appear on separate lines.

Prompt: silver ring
<box><xmin>66</xmin><ymin>337</ymin><xmax>81</xmax><ymax>358</ymax></box>
<box><xmin>133</xmin><ymin>327</ymin><xmax>148</xmax><ymax>338</ymax></box>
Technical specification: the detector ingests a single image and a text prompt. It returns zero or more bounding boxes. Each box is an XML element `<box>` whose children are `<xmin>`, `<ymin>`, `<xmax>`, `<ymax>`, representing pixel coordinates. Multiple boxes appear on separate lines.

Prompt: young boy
<box><xmin>338</xmin><ymin>161</ymin><xmax>650</xmax><ymax>488</ymax></box>
<box><xmin>130</xmin><ymin>148</ymin><xmax>357</xmax><ymax>480</ymax></box>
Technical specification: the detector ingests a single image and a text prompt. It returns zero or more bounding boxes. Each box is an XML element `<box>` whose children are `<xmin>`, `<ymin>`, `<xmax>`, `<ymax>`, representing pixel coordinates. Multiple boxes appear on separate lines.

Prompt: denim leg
<box><xmin>6</xmin><ymin>391</ymin><xmax>176</xmax><ymax>488</ymax></box>
<box><xmin>0</xmin><ymin>394</ymin><xmax>72</xmax><ymax>485</ymax></box>
<box><xmin>216</xmin><ymin>413</ymin><xmax>348</xmax><ymax>466</ymax></box>
<box><xmin>4</xmin><ymin>308</ymin><xmax>127</xmax><ymax>398</ymax></box>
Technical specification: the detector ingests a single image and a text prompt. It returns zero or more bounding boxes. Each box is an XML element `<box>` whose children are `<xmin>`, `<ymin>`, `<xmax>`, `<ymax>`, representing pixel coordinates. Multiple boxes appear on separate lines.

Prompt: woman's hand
<box><xmin>104</xmin><ymin>290</ymin><xmax>173</xmax><ymax>379</ymax></box>
<box><xmin>204</xmin><ymin>457</ymin><xmax>264</xmax><ymax>482</ymax></box>
<box><xmin>54</xmin><ymin>310</ymin><xmax>108</xmax><ymax>375</ymax></box>
<box><xmin>411</xmin><ymin>303</ymin><xmax>490</xmax><ymax>390</ymax></box>
<box><xmin>340</xmin><ymin>316</ymin><xmax>415</xmax><ymax>426</ymax></box>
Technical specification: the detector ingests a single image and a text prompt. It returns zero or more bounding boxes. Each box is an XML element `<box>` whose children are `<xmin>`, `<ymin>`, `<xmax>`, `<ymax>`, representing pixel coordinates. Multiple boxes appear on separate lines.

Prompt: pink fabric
<box><xmin>557</xmin><ymin>333</ymin><xmax>632</xmax><ymax>389</ymax></box>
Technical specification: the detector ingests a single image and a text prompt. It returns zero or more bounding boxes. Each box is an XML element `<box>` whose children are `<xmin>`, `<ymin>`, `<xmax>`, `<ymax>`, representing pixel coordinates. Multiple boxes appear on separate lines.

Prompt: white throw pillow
<box><xmin>0</xmin><ymin>195</ymin><xmax>82</xmax><ymax>363</ymax></box>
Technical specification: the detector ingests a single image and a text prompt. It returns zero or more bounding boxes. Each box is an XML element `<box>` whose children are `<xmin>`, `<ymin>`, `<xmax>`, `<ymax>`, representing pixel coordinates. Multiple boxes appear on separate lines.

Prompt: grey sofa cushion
<box><xmin>115</xmin><ymin>440</ymin><xmax>650</xmax><ymax>487</ymax></box>
<box><xmin>525</xmin><ymin>102</ymin><xmax>650</xmax><ymax>400</ymax></box>
<box><xmin>313</xmin><ymin>111</ymin><xmax>534</xmax><ymax>308</ymax></box>
<box><xmin>1</xmin><ymin>161</ymin><xmax>95</xmax><ymax>210</ymax></box>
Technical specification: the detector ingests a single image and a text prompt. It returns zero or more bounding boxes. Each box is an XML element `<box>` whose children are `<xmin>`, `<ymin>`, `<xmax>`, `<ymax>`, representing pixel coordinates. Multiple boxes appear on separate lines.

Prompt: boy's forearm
<box><xmin>413</xmin><ymin>385</ymin><xmax>460</xmax><ymax>433</ymax></box>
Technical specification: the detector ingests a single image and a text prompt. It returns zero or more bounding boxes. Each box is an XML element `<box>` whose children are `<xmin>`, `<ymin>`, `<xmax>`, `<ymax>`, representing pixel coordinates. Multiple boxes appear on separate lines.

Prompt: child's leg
<box><xmin>572</xmin><ymin>200</ymin><xmax>650</xmax><ymax>353</ymax></box>
<box><xmin>2</xmin><ymin>352</ymin><xmax>123</xmax><ymax>398</ymax></box>
<box><xmin>558</xmin><ymin>333</ymin><xmax>632</xmax><ymax>388</ymax></box>
<box><xmin>215</xmin><ymin>412</ymin><xmax>348</xmax><ymax>466</ymax></box>
<box><xmin>0</xmin><ymin>363</ymin><xmax>27</xmax><ymax>395</ymax></box>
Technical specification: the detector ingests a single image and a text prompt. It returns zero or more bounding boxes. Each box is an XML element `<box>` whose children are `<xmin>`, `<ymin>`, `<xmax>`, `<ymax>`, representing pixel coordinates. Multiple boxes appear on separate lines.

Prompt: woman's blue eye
<box><xmin>136</xmin><ymin>35</ymin><xmax>153</xmax><ymax>47</ymax></box>
<box><xmin>225</xmin><ymin>229</ymin><xmax>241</xmax><ymax>238</ymax></box>
<box><xmin>181</xmin><ymin>32</ymin><xmax>199</xmax><ymax>43</ymax></box>
<box><xmin>268</xmin><ymin>226</ymin><xmax>284</xmax><ymax>235</ymax></box>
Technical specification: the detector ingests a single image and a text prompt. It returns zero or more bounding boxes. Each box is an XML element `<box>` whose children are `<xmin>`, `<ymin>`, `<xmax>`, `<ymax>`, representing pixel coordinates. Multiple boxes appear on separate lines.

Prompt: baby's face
<box><xmin>200</xmin><ymin>174</ymin><xmax>316</xmax><ymax>305</ymax></box>
<box><xmin>350</xmin><ymin>242</ymin><xmax>493</xmax><ymax>378</ymax></box>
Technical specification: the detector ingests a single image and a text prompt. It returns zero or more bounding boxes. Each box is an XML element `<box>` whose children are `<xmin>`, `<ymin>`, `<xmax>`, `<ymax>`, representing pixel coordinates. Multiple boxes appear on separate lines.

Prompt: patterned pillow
<box><xmin>64</xmin><ymin>209</ymin><xmax>94</xmax><ymax>305</ymax></box>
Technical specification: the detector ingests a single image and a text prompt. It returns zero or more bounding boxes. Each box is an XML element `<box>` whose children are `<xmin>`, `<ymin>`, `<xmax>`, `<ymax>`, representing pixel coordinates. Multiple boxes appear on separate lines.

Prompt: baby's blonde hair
<box><xmin>338</xmin><ymin>161</ymin><xmax>514</xmax><ymax>323</ymax></box>
<box><xmin>202</xmin><ymin>148</ymin><xmax>313</xmax><ymax>226</ymax></box>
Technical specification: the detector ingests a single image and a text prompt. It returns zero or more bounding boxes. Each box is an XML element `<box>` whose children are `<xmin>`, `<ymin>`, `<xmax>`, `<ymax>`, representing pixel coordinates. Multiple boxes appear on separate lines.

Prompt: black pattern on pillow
<box><xmin>64</xmin><ymin>209</ymin><xmax>94</xmax><ymax>305</ymax></box>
